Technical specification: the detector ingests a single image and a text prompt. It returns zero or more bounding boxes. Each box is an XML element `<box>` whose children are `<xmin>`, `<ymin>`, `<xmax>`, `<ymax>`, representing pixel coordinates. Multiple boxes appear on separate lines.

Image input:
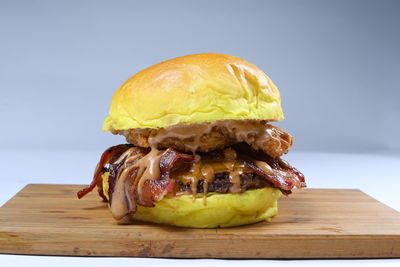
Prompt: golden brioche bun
<box><xmin>102</xmin><ymin>173</ymin><xmax>281</xmax><ymax>228</ymax></box>
<box><xmin>132</xmin><ymin>188</ymin><xmax>281</xmax><ymax>228</ymax></box>
<box><xmin>103</xmin><ymin>53</ymin><xmax>284</xmax><ymax>131</ymax></box>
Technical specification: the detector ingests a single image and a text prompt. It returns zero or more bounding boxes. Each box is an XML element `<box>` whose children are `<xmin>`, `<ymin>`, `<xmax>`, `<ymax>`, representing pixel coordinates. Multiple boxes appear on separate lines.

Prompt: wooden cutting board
<box><xmin>0</xmin><ymin>184</ymin><xmax>399</xmax><ymax>258</ymax></box>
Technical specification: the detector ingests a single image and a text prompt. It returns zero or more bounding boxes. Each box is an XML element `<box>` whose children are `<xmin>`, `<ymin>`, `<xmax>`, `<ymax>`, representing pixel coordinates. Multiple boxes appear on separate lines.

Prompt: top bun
<box><xmin>103</xmin><ymin>53</ymin><xmax>284</xmax><ymax>131</ymax></box>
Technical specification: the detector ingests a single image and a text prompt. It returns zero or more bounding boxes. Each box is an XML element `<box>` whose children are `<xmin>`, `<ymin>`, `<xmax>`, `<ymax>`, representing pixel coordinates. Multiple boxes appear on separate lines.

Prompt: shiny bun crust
<box><xmin>102</xmin><ymin>174</ymin><xmax>281</xmax><ymax>228</ymax></box>
<box><xmin>103</xmin><ymin>53</ymin><xmax>284</xmax><ymax>131</ymax></box>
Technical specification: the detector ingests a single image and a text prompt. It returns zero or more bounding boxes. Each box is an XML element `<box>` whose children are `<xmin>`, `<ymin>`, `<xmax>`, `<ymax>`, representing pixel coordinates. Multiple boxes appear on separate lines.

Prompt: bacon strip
<box><xmin>133</xmin><ymin>149</ymin><xmax>193</xmax><ymax>207</ymax></box>
<box><xmin>79</xmin><ymin>143</ymin><xmax>305</xmax><ymax>220</ymax></box>
<box><xmin>132</xmin><ymin>150</ymin><xmax>194</xmax><ymax>207</ymax></box>
<box><xmin>159</xmin><ymin>148</ymin><xmax>195</xmax><ymax>179</ymax></box>
<box><xmin>138</xmin><ymin>179</ymin><xmax>176</xmax><ymax>207</ymax></box>
<box><xmin>77</xmin><ymin>144</ymin><xmax>132</xmax><ymax>199</ymax></box>
<box><xmin>242</xmin><ymin>156</ymin><xmax>306</xmax><ymax>193</ymax></box>
<box><xmin>99</xmin><ymin>147</ymin><xmax>194</xmax><ymax>219</ymax></box>
<box><xmin>232</xmin><ymin>143</ymin><xmax>305</xmax><ymax>193</ymax></box>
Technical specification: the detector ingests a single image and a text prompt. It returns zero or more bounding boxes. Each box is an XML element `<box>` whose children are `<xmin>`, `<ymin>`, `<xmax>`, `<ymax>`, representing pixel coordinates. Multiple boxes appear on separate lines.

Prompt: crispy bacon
<box><xmin>242</xmin><ymin>156</ymin><xmax>305</xmax><ymax>193</ymax></box>
<box><xmin>234</xmin><ymin>143</ymin><xmax>306</xmax><ymax>193</ymax></box>
<box><xmin>138</xmin><ymin>179</ymin><xmax>176</xmax><ymax>207</ymax></box>
<box><xmin>133</xmin><ymin>149</ymin><xmax>194</xmax><ymax>207</ymax></box>
<box><xmin>79</xmin><ymin>143</ymin><xmax>305</xmax><ymax>220</ymax></box>
<box><xmin>130</xmin><ymin>149</ymin><xmax>193</xmax><ymax>207</ymax></box>
<box><xmin>77</xmin><ymin>144</ymin><xmax>132</xmax><ymax>199</ymax></box>
<box><xmin>130</xmin><ymin>149</ymin><xmax>194</xmax><ymax>206</ymax></box>
<box><xmin>159</xmin><ymin>148</ymin><xmax>195</xmax><ymax>179</ymax></box>
<box><xmin>101</xmin><ymin>147</ymin><xmax>194</xmax><ymax>219</ymax></box>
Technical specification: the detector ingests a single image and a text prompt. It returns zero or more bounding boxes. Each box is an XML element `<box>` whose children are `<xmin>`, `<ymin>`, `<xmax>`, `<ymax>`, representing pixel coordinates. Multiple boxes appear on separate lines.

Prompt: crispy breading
<box><xmin>113</xmin><ymin>121</ymin><xmax>292</xmax><ymax>158</ymax></box>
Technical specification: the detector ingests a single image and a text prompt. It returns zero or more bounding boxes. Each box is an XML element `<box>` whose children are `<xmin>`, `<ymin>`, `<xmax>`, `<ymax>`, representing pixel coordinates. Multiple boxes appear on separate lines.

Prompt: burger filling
<box><xmin>112</xmin><ymin>120</ymin><xmax>292</xmax><ymax>158</ymax></box>
<box><xmin>78</xmin><ymin>138</ymin><xmax>306</xmax><ymax>221</ymax></box>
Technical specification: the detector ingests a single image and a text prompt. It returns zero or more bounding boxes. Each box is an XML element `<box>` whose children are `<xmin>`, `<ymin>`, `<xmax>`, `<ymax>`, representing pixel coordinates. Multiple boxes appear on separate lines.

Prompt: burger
<box><xmin>77</xmin><ymin>53</ymin><xmax>306</xmax><ymax>228</ymax></box>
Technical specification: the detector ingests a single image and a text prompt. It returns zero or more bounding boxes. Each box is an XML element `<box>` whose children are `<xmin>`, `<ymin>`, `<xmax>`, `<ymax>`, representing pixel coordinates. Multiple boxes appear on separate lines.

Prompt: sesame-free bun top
<box><xmin>103</xmin><ymin>53</ymin><xmax>284</xmax><ymax>131</ymax></box>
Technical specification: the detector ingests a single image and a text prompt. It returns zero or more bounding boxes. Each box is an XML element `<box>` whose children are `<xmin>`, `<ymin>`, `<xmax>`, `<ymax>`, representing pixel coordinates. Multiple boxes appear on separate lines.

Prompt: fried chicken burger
<box><xmin>78</xmin><ymin>53</ymin><xmax>306</xmax><ymax>228</ymax></box>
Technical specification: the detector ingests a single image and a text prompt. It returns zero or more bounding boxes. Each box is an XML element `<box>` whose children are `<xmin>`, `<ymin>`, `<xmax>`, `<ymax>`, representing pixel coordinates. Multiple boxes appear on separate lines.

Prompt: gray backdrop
<box><xmin>1</xmin><ymin>0</ymin><xmax>399</xmax><ymax>153</ymax></box>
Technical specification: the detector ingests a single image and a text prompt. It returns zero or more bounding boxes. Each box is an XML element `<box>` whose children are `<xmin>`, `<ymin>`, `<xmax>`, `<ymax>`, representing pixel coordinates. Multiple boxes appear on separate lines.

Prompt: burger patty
<box><xmin>113</xmin><ymin>120</ymin><xmax>292</xmax><ymax>158</ymax></box>
<box><xmin>177</xmin><ymin>172</ymin><xmax>270</xmax><ymax>194</ymax></box>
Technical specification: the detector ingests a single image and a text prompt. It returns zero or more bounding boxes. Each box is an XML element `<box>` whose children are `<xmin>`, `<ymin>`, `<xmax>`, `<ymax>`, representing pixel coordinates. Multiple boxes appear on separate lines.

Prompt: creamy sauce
<box><xmin>228</xmin><ymin>169</ymin><xmax>243</xmax><ymax>193</ymax></box>
<box><xmin>148</xmin><ymin>123</ymin><xmax>214</xmax><ymax>153</ymax></box>
<box><xmin>227</xmin><ymin>148</ymin><xmax>241</xmax><ymax>193</ymax></box>
<box><xmin>189</xmin><ymin>155</ymin><xmax>201</xmax><ymax>201</ymax></box>
<box><xmin>202</xmin><ymin>181</ymin><xmax>208</xmax><ymax>205</ymax></box>
<box><xmin>110</xmin><ymin>148</ymin><xmax>163</xmax><ymax>220</ymax></box>
<box><xmin>110</xmin><ymin>152</ymin><xmax>143</xmax><ymax>219</ymax></box>
<box><xmin>113</xmin><ymin>147</ymin><xmax>137</xmax><ymax>165</ymax></box>
<box><xmin>111</xmin><ymin>164</ymin><xmax>139</xmax><ymax>220</ymax></box>
<box><xmin>136</xmin><ymin>148</ymin><xmax>163</xmax><ymax>203</ymax></box>
<box><xmin>165</xmin><ymin>148</ymin><xmax>245</xmax><ymax>201</ymax></box>
<box><xmin>107</xmin><ymin>134</ymin><xmax>285</xmax><ymax>220</ymax></box>
<box><xmin>223</xmin><ymin>148</ymin><xmax>237</xmax><ymax>161</ymax></box>
<box><xmin>254</xmin><ymin>160</ymin><xmax>274</xmax><ymax>176</ymax></box>
<box><xmin>221</xmin><ymin>148</ymin><xmax>242</xmax><ymax>193</ymax></box>
<box><xmin>200</xmin><ymin>164</ymin><xmax>215</xmax><ymax>205</ymax></box>
<box><xmin>224</xmin><ymin>161</ymin><xmax>235</xmax><ymax>171</ymax></box>
<box><xmin>201</xmin><ymin>164</ymin><xmax>215</xmax><ymax>183</ymax></box>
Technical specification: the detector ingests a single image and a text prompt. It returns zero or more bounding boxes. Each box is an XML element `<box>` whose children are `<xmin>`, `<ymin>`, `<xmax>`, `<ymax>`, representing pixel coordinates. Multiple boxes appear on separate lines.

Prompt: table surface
<box><xmin>0</xmin><ymin>148</ymin><xmax>399</xmax><ymax>266</ymax></box>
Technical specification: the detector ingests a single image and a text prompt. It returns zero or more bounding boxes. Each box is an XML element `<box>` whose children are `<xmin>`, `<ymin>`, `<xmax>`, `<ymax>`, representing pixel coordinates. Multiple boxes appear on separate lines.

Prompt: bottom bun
<box><xmin>132</xmin><ymin>187</ymin><xmax>281</xmax><ymax>228</ymax></box>
<box><xmin>102</xmin><ymin>173</ymin><xmax>281</xmax><ymax>228</ymax></box>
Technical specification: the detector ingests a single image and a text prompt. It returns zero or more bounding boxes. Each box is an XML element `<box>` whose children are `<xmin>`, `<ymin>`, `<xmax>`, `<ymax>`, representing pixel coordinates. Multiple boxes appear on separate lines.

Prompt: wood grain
<box><xmin>0</xmin><ymin>184</ymin><xmax>399</xmax><ymax>258</ymax></box>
